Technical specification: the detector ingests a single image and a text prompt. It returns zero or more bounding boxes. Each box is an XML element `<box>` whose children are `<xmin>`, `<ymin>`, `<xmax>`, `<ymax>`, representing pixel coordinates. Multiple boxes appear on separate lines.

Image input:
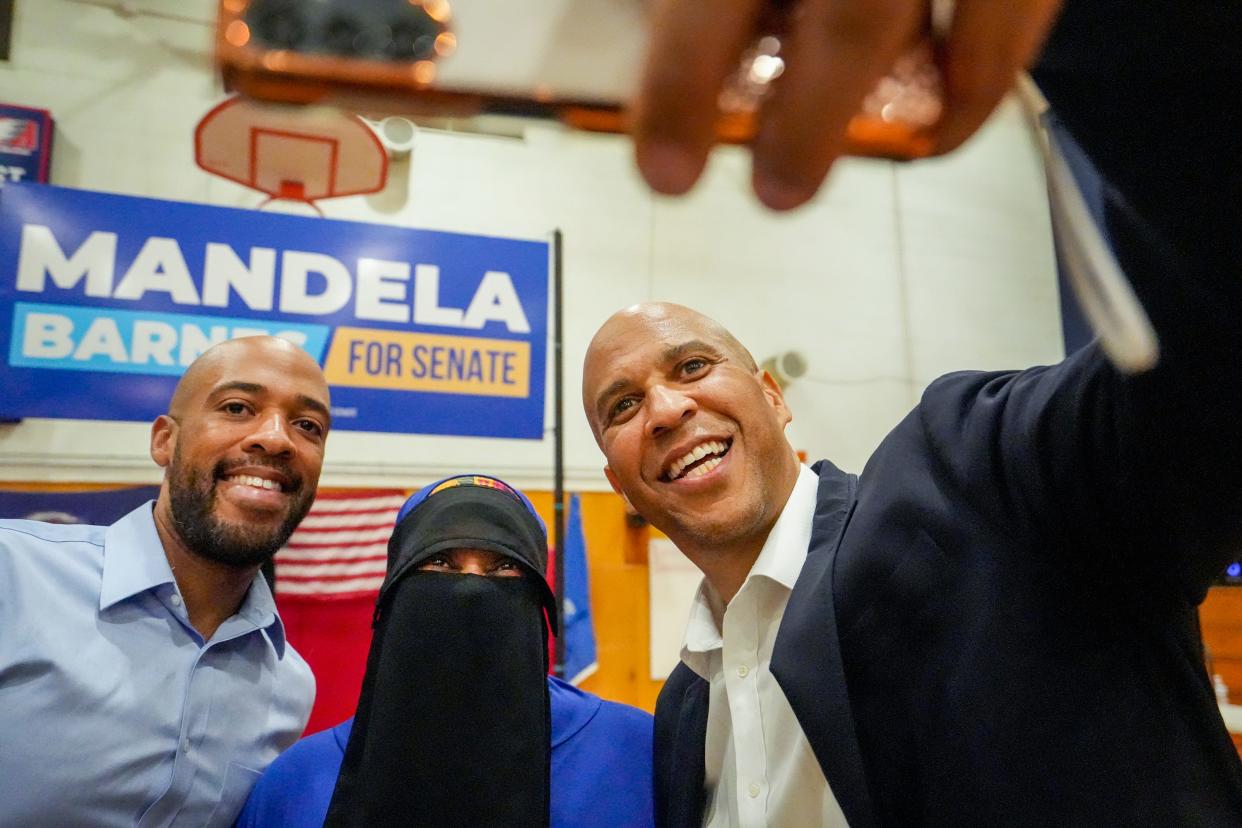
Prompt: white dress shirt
<box><xmin>680</xmin><ymin>464</ymin><xmax>849</xmax><ymax>827</ymax></box>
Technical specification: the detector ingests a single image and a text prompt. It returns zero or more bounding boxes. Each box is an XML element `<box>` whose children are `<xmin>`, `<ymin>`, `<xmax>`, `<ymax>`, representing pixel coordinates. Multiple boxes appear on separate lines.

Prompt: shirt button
<box><xmin>748</xmin><ymin>782</ymin><xmax>761</xmax><ymax>798</ymax></box>
<box><xmin>737</xmin><ymin>664</ymin><xmax>750</xmax><ymax>678</ymax></box>
<box><xmin>181</xmin><ymin>738</ymin><xmax>191</xmax><ymax>753</ymax></box>
<box><xmin>170</xmin><ymin>594</ymin><xmax>183</xmax><ymax>607</ymax></box>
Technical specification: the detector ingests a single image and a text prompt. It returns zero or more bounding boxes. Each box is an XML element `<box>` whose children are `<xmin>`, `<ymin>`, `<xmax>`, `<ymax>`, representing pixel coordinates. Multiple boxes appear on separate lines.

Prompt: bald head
<box><xmin>587</xmin><ymin>303</ymin><xmax>757</xmax><ymax>375</ymax></box>
<box><xmin>150</xmin><ymin>335</ymin><xmax>331</xmax><ymax>572</ymax></box>
<box><xmin>583</xmin><ymin>303</ymin><xmax>757</xmax><ymax>438</ymax></box>
<box><xmin>169</xmin><ymin>336</ymin><xmax>329</xmax><ymax>420</ymax></box>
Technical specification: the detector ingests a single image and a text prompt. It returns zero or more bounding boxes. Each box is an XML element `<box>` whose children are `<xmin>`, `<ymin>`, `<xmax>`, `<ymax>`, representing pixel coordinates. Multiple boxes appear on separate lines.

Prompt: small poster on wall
<box><xmin>648</xmin><ymin>533</ymin><xmax>705</xmax><ymax>680</ymax></box>
<box><xmin>0</xmin><ymin>103</ymin><xmax>53</xmax><ymax>186</ymax></box>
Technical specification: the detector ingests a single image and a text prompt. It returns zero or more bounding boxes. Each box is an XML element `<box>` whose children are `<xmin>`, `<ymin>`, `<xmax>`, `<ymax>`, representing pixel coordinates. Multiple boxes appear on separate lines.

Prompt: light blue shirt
<box><xmin>0</xmin><ymin>502</ymin><xmax>315</xmax><ymax>827</ymax></box>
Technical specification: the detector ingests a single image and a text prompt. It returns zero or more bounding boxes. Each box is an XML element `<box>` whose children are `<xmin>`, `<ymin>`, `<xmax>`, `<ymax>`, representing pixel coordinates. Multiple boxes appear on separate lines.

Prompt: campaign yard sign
<box><xmin>0</xmin><ymin>184</ymin><xmax>549</xmax><ymax>438</ymax></box>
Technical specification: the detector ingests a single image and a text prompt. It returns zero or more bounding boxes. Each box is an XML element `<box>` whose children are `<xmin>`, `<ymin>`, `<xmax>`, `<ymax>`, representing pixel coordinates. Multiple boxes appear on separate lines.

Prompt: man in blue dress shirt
<box><xmin>0</xmin><ymin>335</ymin><xmax>328</xmax><ymax>826</ymax></box>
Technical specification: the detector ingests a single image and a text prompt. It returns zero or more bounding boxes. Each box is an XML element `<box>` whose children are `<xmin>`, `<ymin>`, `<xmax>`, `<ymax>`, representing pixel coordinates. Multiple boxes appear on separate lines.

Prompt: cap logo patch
<box><xmin>429</xmin><ymin>475</ymin><xmax>522</xmax><ymax>503</ymax></box>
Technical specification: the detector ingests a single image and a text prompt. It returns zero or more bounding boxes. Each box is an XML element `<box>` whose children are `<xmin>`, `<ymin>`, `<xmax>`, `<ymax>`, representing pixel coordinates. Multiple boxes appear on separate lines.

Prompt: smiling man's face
<box><xmin>583</xmin><ymin>303</ymin><xmax>798</xmax><ymax>559</ymax></box>
<box><xmin>151</xmin><ymin>337</ymin><xmax>331</xmax><ymax>569</ymax></box>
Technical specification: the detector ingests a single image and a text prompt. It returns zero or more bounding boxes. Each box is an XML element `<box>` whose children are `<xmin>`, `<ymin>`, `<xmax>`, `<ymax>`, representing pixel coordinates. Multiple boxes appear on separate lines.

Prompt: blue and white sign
<box><xmin>0</xmin><ymin>184</ymin><xmax>549</xmax><ymax>438</ymax></box>
<box><xmin>0</xmin><ymin>104</ymin><xmax>53</xmax><ymax>186</ymax></box>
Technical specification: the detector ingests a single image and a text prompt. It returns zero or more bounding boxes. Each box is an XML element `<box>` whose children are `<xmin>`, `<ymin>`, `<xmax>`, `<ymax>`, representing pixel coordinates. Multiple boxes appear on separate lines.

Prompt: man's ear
<box><xmin>150</xmin><ymin>415</ymin><xmax>177</xmax><ymax>468</ymax></box>
<box><xmin>604</xmin><ymin>466</ymin><xmax>642</xmax><ymax>519</ymax></box>
<box><xmin>603</xmin><ymin>465</ymin><xmax>624</xmax><ymax>497</ymax></box>
<box><xmin>759</xmin><ymin>369</ymin><xmax>793</xmax><ymax>427</ymax></box>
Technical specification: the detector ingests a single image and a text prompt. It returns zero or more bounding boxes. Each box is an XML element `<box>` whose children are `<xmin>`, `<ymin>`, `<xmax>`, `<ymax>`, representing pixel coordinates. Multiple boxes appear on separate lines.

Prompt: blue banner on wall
<box><xmin>0</xmin><ymin>104</ymin><xmax>53</xmax><ymax>186</ymax></box>
<box><xmin>0</xmin><ymin>184</ymin><xmax>549</xmax><ymax>438</ymax></box>
<box><xmin>0</xmin><ymin>485</ymin><xmax>159</xmax><ymax>524</ymax></box>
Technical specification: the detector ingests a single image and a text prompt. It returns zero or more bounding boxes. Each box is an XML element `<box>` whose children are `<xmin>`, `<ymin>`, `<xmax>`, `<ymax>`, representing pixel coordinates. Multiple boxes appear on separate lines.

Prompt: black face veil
<box><xmin>325</xmin><ymin>479</ymin><xmax>555</xmax><ymax>828</ymax></box>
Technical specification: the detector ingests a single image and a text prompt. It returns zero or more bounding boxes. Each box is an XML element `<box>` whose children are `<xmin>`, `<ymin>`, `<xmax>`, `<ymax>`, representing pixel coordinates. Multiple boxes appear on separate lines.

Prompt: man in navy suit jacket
<box><xmin>582</xmin><ymin>0</ymin><xmax>1242</xmax><ymax>824</ymax></box>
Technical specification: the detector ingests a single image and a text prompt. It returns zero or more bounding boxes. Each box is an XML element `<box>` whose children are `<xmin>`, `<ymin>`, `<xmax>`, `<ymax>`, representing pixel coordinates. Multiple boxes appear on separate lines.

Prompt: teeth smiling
<box><xmin>666</xmin><ymin>440</ymin><xmax>729</xmax><ymax>481</ymax></box>
<box><xmin>684</xmin><ymin>455</ymin><xmax>723</xmax><ymax>479</ymax></box>
<box><xmin>225</xmin><ymin>474</ymin><xmax>283</xmax><ymax>492</ymax></box>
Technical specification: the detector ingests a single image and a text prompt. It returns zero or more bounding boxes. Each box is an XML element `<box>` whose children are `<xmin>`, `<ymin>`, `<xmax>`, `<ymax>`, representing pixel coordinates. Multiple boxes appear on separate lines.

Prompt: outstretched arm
<box><xmin>918</xmin><ymin>0</ymin><xmax>1242</xmax><ymax>602</ymax></box>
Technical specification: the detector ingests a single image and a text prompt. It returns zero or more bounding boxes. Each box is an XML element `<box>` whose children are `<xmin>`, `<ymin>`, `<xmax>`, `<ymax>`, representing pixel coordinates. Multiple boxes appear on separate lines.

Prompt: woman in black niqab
<box><xmin>325</xmin><ymin>475</ymin><xmax>559</xmax><ymax>828</ymax></box>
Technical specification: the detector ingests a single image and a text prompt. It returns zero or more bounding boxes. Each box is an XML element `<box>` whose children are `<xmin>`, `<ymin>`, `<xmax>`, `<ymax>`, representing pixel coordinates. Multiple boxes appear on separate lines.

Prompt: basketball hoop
<box><xmin>194</xmin><ymin>95</ymin><xmax>388</xmax><ymax>214</ymax></box>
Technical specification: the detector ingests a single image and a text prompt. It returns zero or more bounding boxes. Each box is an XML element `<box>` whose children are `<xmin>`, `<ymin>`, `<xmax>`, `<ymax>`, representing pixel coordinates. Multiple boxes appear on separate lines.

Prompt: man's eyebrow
<box><xmin>206</xmin><ymin>382</ymin><xmax>332</xmax><ymax>423</ymax></box>
<box><xmin>661</xmin><ymin>339</ymin><xmax>723</xmax><ymax>364</ymax></box>
<box><xmin>296</xmin><ymin>394</ymin><xmax>332</xmax><ymax>424</ymax></box>
<box><xmin>595</xmin><ymin>378</ymin><xmax>633</xmax><ymax>422</ymax></box>
<box><xmin>593</xmin><ymin>340</ymin><xmax>725</xmax><ymax>422</ymax></box>
<box><xmin>207</xmin><ymin>381</ymin><xmax>263</xmax><ymax>399</ymax></box>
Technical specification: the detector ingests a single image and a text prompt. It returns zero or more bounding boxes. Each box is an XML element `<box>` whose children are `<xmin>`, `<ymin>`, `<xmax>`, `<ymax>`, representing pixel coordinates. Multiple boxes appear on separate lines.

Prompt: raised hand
<box><xmin>633</xmin><ymin>0</ymin><xmax>1064</xmax><ymax>210</ymax></box>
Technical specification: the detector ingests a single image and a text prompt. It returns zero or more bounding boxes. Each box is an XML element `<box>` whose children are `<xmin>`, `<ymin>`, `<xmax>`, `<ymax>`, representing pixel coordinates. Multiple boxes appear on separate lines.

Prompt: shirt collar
<box><xmin>679</xmin><ymin>582</ymin><xmax>724</xmax><ymax>679</ymax></box>
<box><xmin>99</xmin><ymin>502</ymin><xmax>175</xmax><ymax>611</ymax></box>
<box><xmin>237</xmin><ymin>567</ymin><xmax>288</xmax><ymax>658</ymax></box>
<box><xmin>547</xmin><ymin>676</ymin><xmax>602</xmax><ymax>747</ymax></box>
<box><xmin>747</xmin><ymin>463</ymin><xmax>819</xmax><ymax>591</ymax></box>
<box><xmin>678</xmin><ymin>464</ymin><xmax>820</xmax><ymax>678</ymax></box>
<box><xmin>99</xmin><ymin>501</ymin><xmax>289</xmax><ymax>658</ymax></box>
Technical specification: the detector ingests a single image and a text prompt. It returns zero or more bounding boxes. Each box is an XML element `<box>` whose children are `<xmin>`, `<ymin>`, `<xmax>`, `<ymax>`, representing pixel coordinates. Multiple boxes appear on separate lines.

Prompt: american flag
<box><xmin>274</xmin><ymin>489</ymin><xmax>406</xmax><ymax>599</ymax></box>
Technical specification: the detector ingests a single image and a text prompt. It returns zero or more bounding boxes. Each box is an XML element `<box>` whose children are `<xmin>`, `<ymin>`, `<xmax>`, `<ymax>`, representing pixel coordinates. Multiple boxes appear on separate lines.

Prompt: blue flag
<box><xmin>561</xmin><ymin>494</ymin><xmax>598</xmax><ymax>685</ymax></box>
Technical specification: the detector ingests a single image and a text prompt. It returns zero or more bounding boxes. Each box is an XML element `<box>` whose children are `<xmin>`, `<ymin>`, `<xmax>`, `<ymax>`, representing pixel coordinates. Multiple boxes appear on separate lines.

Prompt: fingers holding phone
<box><xmin>933</xmin><ymin>0</ymin><xmax>1063</xmax><ymax>154</ymax></box>
<box><xmin>748</xmin><ymin>0</ymin><xmax>928</xmax><ymax>210</ymax></box>
<box><xmin>634</xmin><ymin>0</ymin><xmax>1065</xmax><ymax>210</ymax></box>
<box><xmin>633</xmin><ymin>0</ymin><xmax>766</xmax><ymax>197</ymax></box>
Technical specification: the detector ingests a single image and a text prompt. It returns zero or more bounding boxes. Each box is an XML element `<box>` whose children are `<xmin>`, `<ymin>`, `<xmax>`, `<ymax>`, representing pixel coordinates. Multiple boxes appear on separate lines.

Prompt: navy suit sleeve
<box><xmin>917</xmin><ymin>0</ymin><xmax>1242</xmax><ymax>604</ymax></box>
